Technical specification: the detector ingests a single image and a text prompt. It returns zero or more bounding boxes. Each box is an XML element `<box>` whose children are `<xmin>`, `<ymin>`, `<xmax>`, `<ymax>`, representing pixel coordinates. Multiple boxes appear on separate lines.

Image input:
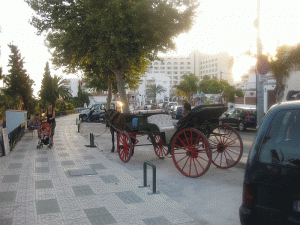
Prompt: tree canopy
<box><xmin>146</xmin><ymin>84</ymin><xmax>166</xmax><ymax>104</ymax></box>
<box><xmin>269</xmin><ymin>43</ymin><xmax>300</xmax><ymax>102</ymax></box>
<box><xmin>174</xmin><ymin>73</ymin><xmax>199</xmax><ymax>102</ymax></box>
<box><xmin>4</xmin><ymin>43</ymin><xmax>34</xmax><ymax>111</ymax></box>
<box><xmin>26</xmin><ymin>0</ymin><xmax>199</xmax><ymax>112</ymax></box>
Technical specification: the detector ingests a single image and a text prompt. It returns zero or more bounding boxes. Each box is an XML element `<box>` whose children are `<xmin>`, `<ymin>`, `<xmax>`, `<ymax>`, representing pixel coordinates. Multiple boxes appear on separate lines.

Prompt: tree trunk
<box><xmin>112</xmin><ymin>69</ymin><xmax>129</xmax><ymax>113</ymax></box>
<box><xmin>107</xmin><ymin>81</ymin><xmax>112</xmax><ymax>110</ymax></box>
<box><xmin>275</xmin><ymin>81</ymin><xmax>285</xmax><ymax>103</ymax></box>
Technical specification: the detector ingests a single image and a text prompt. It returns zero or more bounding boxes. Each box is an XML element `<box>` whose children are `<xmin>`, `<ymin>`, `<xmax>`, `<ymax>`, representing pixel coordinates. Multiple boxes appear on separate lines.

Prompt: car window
<box><xmin>93</xmin><ymin>104</ymin><xmax>100</xmax><ymax>110</ymax></box>
<box><xmin>259</xmin><ymin>109</ymin><xmax>300</xmax><ymax>166</ymax></box>
<box><xmin>227</xmin><ymin>109</ymin><xmax>235</xmax><ymax>115</ymax></box>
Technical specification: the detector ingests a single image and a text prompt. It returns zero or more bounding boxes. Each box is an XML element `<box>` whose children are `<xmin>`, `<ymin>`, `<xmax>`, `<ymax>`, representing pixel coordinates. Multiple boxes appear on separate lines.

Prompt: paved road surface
<box><xmin>80</xmin><ymin>118</ymin><xmax>245</xmax><ymax>225</ymax></box>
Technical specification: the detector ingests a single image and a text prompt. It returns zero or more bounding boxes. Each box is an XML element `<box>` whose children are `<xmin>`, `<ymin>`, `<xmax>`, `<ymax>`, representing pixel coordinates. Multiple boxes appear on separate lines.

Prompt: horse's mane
<box><xmin>105</xmin><ymin>109</ymin><xmax>129</xmax><ymax>131</ymax></box>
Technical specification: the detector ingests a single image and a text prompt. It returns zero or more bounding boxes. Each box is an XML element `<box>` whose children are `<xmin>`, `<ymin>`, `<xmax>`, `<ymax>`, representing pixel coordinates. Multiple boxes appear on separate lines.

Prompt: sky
<box><xmin>1</xmin><ymin>0</ymin><xmax>300</xmax><ymax>96</ymax></box>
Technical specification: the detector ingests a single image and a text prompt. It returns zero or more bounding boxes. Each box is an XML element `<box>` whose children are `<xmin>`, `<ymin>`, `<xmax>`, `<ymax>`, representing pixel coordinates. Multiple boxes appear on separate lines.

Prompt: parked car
<box><xmin>219</xmin><ymin>107</ymin><xmax>256</xmax><ymax>131</ymax></box>
<box><xmin>79</xmin><ymin>102</ymin><xmax>116</xmax><ymax>121</ymax></box>
<box><xmin>166</xmin><ymin>102</ymin><xmax>178</xmax><ymax>114</ymax></box>
<box><xmin>240</xmin><ymin>100</ymin><xmax>300</xmax><ymax>224</ymax></box>
<box><xmin>171</xmin><ymin>105</ymin><xmax>183</xmax><ymax>119</ymax></box>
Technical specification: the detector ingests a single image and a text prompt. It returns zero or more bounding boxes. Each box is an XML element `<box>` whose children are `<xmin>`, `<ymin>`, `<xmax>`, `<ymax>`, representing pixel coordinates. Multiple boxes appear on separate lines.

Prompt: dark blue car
<box><xmin>240</xmin><ymin>101</ymin><xmax>300</xmax><ymax>224</ymax></box>
<box><xmin>219</xmin><ymin>107</ymin><xmax>256</xmax><ymax>131</ymax></box>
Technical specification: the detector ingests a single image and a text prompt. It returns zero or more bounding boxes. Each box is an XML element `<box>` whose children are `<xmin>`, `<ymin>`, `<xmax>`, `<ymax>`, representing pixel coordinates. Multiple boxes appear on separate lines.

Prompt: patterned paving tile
<box><xmin>82</xmin><ymin>156</ymin><xmax>95</xmax><ymax>160</ymax></box>
<box><xmin>36</xmin><ymin>199</ymin><xmax>60</xmax><ymax>215</ymax></box>
<box><xmin>35</xmin><ymin>180</ymin><xmax>54</xmax><ymax>189</ymax></box>
<box><xmin>99</xmin><ymin>175</ymin><xmax>120</xmax><ymax>184</ymax></box>
<box><xmin>89</xmin><ymin>163</ymin><xmax>106</xmax><ymax>170</ymax></box>
<box><xmin>115</xmin><ymin>191</ymin><xmax>144</xmax><ymax>204</ymax></box>
<box><xmin>35</xmin><ymin>167</ymin><xmax>50</xmax><ymax>173</ymax></box>
<box><xmin>0</xmin><ymin>191</ymin><xmax>16</xmax><ymax>202</ymax></box>
<box><xmin>142</xmin><ymin>216</ymin><xmax>173</xmax><ymax>225</ymax></box>
<box><xmin>0</xmin><ymin>218</ymin><xmax>13</xmax><ymax>225</ymax></box>
<box><xmin>72</xmin><ymin>185</ymin><xmax>95</xmax><ymax>197</ymax></box>
<box><xmin>36</xmin><ymin>158</ymin><xmax>48</xmax><ymax>163</ymax></box>
<box><xmin>8</xmin><ymin>163</ymin><xmax>22</xmax><ymax>169</ymax></box>
<box><xmin>84</xmin><ymin>207</ymin><xmax>116</xmax><ymax>225</ymax></box>
<box><xmin>12</xmin><ymin>155</ymin><xmax>25</xmax><ymax>159</ymax></box>
<box><xmin>58</xmin><ymin>153</ymin><xmax>69</xmax><ymax>157</ymax></box>
<box><xmin>68</xmin><ymin>169</ymin><xmax>97</xmax><ymax>176</ymax></box>
<box><xmin>61</xmin><ymin>160</ymin><xmax>75</xmax><ymax>166</ymax></box>
<box><xmin>2</xmin><ymin>175</ymin><xmax>20</xmax><ymax>183</ymax></box>
<box><xmin>37</xmin><ymin>151</ymin><xmax>47</xmax><ymax>155</ymax></box>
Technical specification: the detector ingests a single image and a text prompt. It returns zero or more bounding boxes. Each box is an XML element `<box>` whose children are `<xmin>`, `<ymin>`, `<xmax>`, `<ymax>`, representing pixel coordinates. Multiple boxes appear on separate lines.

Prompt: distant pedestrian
<box><xmin>182</xmin><ymin>102</ymin><xmax>191</xmax><ymax>117</ymax></box>
<box><xmin>44</xmin><ymin>103</ymin><xmax>56</xmax><ymax>146</ymax></box>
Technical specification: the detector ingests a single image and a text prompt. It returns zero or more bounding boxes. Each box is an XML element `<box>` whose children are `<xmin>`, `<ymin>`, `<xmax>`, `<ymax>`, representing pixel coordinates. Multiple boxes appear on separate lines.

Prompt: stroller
<box><xmin>37</xmin><ymin>122</ymin><xmax>52</xmax><ymax>149</ymax></box>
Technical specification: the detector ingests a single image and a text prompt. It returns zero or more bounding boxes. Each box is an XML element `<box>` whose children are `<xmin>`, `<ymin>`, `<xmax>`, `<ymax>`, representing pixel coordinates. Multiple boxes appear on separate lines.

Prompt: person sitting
<box><xmin>28</xmin><ymin>114</ymin><xmax>41</xmax><ymax>130</ymax></box>
<box><xmin>182</xmin><ymin>102</ymin><xmax>191</xmax><ymax>117</ymax></box>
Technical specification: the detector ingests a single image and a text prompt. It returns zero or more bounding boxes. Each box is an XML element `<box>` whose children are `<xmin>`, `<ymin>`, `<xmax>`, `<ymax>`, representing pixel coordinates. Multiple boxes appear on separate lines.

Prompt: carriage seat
<box><xmin>147</xmin><ymin>114</ymin><xmax>174</xmax><ymax>132</ymax></box>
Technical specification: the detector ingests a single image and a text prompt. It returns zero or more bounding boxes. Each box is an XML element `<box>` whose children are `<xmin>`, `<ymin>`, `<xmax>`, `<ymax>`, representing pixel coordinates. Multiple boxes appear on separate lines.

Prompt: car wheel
<box><xmin>219</xmin><ymin>120</ymin><xmax>223</xmax><ymax>126</ymax></box>
<box><xmin>238</xmin><ymin>121</ymin><xmax>246</xmax><ymax>131</ymax></box>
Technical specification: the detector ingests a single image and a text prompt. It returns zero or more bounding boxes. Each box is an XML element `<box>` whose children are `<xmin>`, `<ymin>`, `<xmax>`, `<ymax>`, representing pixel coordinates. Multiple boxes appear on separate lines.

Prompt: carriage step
<box><xmin>139</xmin><ymin>161</ymin><xmax>159</xmax><ymax>195</ymax></box>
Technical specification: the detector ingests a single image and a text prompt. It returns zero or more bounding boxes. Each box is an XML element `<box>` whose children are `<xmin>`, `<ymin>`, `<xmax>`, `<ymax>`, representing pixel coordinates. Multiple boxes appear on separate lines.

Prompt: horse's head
<box><xmin>105</xmin><ymin>109</ymin><xmax>117</xmax><ymax>126</ymax></box>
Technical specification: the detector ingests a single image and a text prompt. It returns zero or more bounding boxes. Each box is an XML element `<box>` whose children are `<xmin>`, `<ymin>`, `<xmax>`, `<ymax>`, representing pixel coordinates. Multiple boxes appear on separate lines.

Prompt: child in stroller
<box><xmin>37</xmin><ymin>123</ymin><xmax>52</xmax><ymax>149</ymax></box>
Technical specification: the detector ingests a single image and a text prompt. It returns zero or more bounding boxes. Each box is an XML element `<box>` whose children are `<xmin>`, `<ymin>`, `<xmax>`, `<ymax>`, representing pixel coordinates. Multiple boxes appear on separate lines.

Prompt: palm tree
<box><xmin>146</xmin><ymin>84</ymin><xmax>166</xmax><ymax>104</ymax></box>
<box><xmin>175</xmin><ymin>73</ymin><xmax>199</xmax><ymax>103</ymax></box>
<box><xmin>52</xmin><ymin>75</ymin><xmax>72</xmax><ymax>103</ymax></box>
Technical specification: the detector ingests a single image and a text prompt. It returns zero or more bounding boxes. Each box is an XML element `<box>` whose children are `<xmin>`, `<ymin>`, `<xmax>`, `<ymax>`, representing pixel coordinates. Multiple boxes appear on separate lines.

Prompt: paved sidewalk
<box><xmin>0</xmin><ymin>114</ymin><xmax>195</xmax><ymax>225</ymax></box>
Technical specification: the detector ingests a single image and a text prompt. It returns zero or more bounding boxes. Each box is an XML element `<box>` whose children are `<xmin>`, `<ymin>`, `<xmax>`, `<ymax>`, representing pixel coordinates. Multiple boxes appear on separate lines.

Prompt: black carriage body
<box><xmin>175</xmin><ymin>104</ymin><xmax>228</xmax><ymax>136</ymax></box>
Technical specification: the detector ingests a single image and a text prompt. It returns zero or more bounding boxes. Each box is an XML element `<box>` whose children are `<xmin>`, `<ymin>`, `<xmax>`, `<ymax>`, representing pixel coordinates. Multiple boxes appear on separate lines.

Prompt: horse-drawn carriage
<box><xmin>107</xmin><ymin>104</ymin><xmax>243</xmax><ymax>178</ymax></box>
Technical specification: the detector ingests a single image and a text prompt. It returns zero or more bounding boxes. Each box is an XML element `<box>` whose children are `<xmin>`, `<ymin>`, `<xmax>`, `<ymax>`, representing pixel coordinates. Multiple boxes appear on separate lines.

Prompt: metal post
<box><xmin>139</xmin><ymin>161</ymin><xmax>159</xmax><ymax>195</ymax></box>
<box><xmin>256</xmin><ymin>0</ymin><xmax>265</xmax><ymax>127</ymax></box>
<box><xmin>78</xmin><ymin>121</ymin><xmax>80</xmax><ymax>133</ymax></box>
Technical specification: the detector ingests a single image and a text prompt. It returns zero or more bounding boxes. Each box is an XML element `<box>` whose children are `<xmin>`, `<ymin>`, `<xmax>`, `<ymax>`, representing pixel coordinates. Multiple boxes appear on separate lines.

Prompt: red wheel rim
<box><xmin>153</xmin><ymin>135</ymin><xmax>168</xmax><ymax>159</ymax></box>
<box><xmin>209</xmin><ymin>126</ymin><xmax>243</xmax><ymax>168</ymax></box>
<box><xmin>117</xmin><ymin>132</ymin><xmax>132</xmax><ymax>163</ymax></box>
<box><xmin>171</xmin><ymin>128</ymin><xmax>211</xmax><ymax>178</ymax></box>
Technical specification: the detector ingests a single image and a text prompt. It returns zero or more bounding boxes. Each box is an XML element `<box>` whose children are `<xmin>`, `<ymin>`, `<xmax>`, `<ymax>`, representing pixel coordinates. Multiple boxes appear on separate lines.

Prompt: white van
<box><xmin>79</xmin><ymin>101</ymin><xmax>121</xmax><ymax>121</ymax></box>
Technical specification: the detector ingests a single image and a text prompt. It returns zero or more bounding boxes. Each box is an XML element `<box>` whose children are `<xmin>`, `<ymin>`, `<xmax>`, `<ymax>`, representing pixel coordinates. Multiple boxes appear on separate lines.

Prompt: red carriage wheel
<box><xmin>208</xmin><ymin>125</ymin><xmax>243</xmax><ymax>168</ymax></box>
<box><xmin>117</xmin><ymin>131</ymin><xmax>132</xmax><ymax>163</ymax></box>
<box><xmin>153</xmin><ymin>134</ymin><xmax>168</xmax><ymax>159</ymax></box>
<box><xmin>170</xmin><ymin>128</ymin><xmax>211</xmax><ymax>178</ymax></box>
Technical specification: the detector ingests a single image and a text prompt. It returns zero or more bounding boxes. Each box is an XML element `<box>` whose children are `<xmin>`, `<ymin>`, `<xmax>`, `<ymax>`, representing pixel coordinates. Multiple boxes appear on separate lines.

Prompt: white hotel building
<box><xmin>149</xmin><ymin>51</ymin><xmax>235</xmax><ymax>90</ymax></box>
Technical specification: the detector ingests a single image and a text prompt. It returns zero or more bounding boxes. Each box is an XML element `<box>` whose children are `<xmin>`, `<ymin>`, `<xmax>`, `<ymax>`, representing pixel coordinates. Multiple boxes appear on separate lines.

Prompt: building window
<box><xmin>174</xmin><ymin>71</ymin><xmax>178</xmax><ymax>74</ymax></box>
<box><xmin>154</xmin><ymin>67</ymin><xmax>159</xmax><ymax>70</ymax></box>
<box><xmin>160</xmin><ymin>67</ymin><xmax>165</xmax><ymax>70</ymax></box>
<box><xmin>167</xmin><ymin>62</ymin><xmax>171</xmax><ymax>65</ymax></box>
<box><xmin>173</xmin><ymin>62</ymin><xmax>178</xmax><ymax>65</ymax></box>
<box><xmin>167</xmin><ymin>67</ymin><xmax>172</xmax><ymax>70</ymax></box>
<box><xmin>167</xmin><ymin>71</ymin><xmax>171</xmax><ymax>74</ymax></box>
<box><xmin>180</xmin><ymin>66</ymin><xmax>184</xmax><ymax>70</ymax></box>
<box><xmin>180</xmin><ymin>71</ymin><xmax>184</xmax><ymax>74</ymax></box>
<box><xmin>215</xmin><ymin>63</ymin><xmax>218</xmax><ymax>67</ymax></box>
<box><xmin>174</xmin><ymin>76</ymin><xmax>178</xmax><ymax>80</ymax></box>
<box><xmin>161</xmin><ymin>71</ymin><xmax>165</xmax><ymax>73</ymax></box>
<box><xmin>180</xmin><ymin>62</ymin><xmax>184</xmax><ymax>65</ymax></box>
<box><xmin>186</xmin><ymin>66</ymin><xmax>191</xmax><ymax>69</ymax></box>
<box><xmin>187</xmin><ymin>62</ymin><xmax>191</xmax><ymax>65</ymax></box>
<box><xmin>154</xmin><ymin>62</ymin><xmax>159</xmax><ymax>65</ymax></box>
<box><xmin>174</xmin><ymin>67</ymin><xmax>178</xmax><ymax>70</ymax></box>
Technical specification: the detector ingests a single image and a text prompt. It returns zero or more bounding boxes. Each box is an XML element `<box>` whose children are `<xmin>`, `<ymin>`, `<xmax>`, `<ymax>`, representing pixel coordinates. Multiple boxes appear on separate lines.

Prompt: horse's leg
<box><xmin>111</xmin><ymin>128</ymin><xmax>115</xmax><ymax>153</ymax></box>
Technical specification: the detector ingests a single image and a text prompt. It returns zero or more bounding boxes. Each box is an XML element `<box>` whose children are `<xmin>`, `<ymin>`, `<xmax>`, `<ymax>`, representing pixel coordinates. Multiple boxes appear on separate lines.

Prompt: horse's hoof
<box><xmin>111</xmin><ymin>149</ymin><xmax>114</xmax><ymax>153</ymax></box>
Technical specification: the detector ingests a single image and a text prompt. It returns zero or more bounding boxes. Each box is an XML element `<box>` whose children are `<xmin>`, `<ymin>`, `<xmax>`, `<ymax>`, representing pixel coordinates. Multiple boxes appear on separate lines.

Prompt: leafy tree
<box><xmin>175</xmin><ymin>73</ymin><xmax>199</xmax><ymax>102</ymax></box>
<box><xmin>269</xmin><ymin>44</ymin><xmax>300</xmax><ymax>102</ymax></box>
<box><xmin>146</xmin><ymin>84</ymin><xmax>166</xmax><ymax>104</ymax></box>
<box><xmin>52</xmin><ymin>74</ymin><xmax>72</xmax><ymax>101</ymax></box>
<box><xmin>4</xmin><ymin>44</ymin><xmax>34</xmax><ymax>110</ymax></box>
<box><xmin>76</xmin><ymin>84</ymin><xmax>90</xmax><ymax>108</ymax></box>
<box><xmin>26</xmin><ymin>0</ymin><xmax>198</xmax><ymax>113</ymax></box>
<box><xmin>199</xmin><ymin>77</ymin><xmax>243</xmax><ymax>103</ymax></box>
<box><xmin>40</xmin><ymin>62</ymin><xmax>55</xmax><ymax>107</ymax></box>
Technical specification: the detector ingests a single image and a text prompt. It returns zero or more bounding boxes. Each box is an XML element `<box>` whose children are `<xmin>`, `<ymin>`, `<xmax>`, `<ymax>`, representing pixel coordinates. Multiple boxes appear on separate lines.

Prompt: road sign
<box><xmin>257</xmin><ymin>55</ymin><xmax>270</xmax><ymax>75</ymax></box>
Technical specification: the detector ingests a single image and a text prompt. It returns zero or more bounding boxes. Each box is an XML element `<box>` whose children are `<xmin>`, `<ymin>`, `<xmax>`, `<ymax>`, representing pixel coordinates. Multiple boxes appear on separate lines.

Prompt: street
<box><xmin>79</xmin><ymin>117</ymin><xmax>257</xmax><ymax>225</ymax></box>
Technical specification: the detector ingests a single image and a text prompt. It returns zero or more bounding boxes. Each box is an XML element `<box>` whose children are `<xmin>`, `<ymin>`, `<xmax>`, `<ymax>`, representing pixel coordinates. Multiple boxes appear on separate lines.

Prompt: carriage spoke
<box><xmin>183</xmin><ymin>131</ymin><xmax>191</xmax><ymax>149</ymax></box>
<box><xmin>192</xmin><ymin>158</ymin><xmax>199</xmax><ymax>175</ymax></box>
<box><xmin>195</xmin><ymin>157</ymin><xmax>205</xmax><ymax>171</ymax></box>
